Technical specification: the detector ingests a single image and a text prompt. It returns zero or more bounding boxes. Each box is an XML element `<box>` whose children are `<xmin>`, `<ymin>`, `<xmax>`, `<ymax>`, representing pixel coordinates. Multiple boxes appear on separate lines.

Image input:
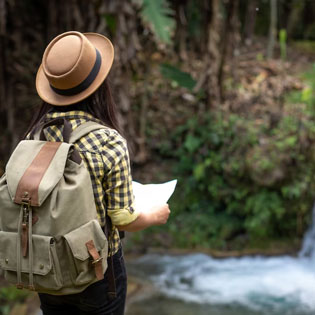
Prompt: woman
<box><xmin>26</xmin><ymin>31</ymin><xmax>170</xmax><ymax>315</ymax></box>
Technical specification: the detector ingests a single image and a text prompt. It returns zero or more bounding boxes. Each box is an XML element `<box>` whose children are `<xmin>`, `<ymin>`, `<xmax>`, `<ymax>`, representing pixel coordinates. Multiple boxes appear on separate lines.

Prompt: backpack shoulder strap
<box><xmin>70</xmin><ymin>121</ymin><xmax>118</xmax><ymax>298</ymax></box>
<box><xmin>69</xmin><ymin>121</ymin><xmax>107</xmax><ymax>144</ymax></box>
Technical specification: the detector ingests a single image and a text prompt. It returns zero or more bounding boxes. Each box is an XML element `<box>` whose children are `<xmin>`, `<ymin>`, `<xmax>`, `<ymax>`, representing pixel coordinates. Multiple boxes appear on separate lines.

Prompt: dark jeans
<box><xmin>39</xmin><ymin>248</ymin><xmax>127</xmax><ymax>315</ymax></box>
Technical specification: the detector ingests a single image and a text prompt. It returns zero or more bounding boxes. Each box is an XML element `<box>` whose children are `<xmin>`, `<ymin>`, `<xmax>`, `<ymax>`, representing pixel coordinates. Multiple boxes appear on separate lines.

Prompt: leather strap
<box><xmin>107</xmin><ymin>254</ymin><xmax>117</xmax><ymax>300</ymax></box>
<box><xmin>85</xmin><ymin>240</ymin><xmax>104</xmax><ymax>281</ymax></box>
<box><xmin>21</xmin><ymin>214</ymin><xmax>38</xmax><ymax>258</ymax></box>
<box><xmin>33</xmin><ymin>118</ymin><xmax>72</xmax><ymax>142</ymax></box>
<box><xmin>14</xmin><ymin>142</ymin><xmax>61</xmax><ymax>206</ymax></box>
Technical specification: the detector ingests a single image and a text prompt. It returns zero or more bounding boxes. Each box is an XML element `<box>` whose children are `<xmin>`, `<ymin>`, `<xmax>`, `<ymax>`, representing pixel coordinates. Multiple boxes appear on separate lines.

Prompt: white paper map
<box><xmin>132</xmin><ymin>180</ymin><xmax>177</xmax><ymax>213</ymax></box>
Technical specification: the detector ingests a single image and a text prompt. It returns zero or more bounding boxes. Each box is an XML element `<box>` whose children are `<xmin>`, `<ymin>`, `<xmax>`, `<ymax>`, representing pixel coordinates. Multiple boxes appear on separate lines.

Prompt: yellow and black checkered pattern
<box><xmin>41</xmin><ymin>110</ymin><xmax>138</xmax><ymax>256</ymax></box>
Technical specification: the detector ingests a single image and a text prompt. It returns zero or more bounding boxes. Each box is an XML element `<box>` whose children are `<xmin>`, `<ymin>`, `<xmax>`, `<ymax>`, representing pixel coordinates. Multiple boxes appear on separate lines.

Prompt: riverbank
<box><xmin>126</xmin><ymin>245</ymin><xmax>300</xmax><ymax>260</ymax></box>
<box><xmin>123</xmin><ymin>231</ymin><xmax>303</xmax><ymax>259</ymax></box>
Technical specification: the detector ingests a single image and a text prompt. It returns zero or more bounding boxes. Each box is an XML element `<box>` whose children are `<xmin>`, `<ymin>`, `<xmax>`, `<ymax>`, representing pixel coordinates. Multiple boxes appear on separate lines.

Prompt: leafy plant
<box><xmin>155</xmin><ymin>105</ymin><xmax>315</xmax><ymax>249</ymax></box>
<box><xmin>0</xmin><ymin>286</ymin><xmax>30</xmax><ymax>315</ymax></box>
<box><xmin>279</xmin><ymin>29</ymin><xmax>287</xmax><ymax>60</ymax></box>
<box><xmin>139</xmin><ymin>0</ymin><xmax>175</xmax><ymax>44</ymax></box>
<box><xmin>160</xmin><ymin>63</ymin><xmax>197</xmax><ymax>91</ymax></box>
<box><xmin>286</xmin><ymin>63</ymin><xmax>315</xmax><ymax>110</ymax></box>
<box><xmin>103</xmin><ymin>14</ymin><xmax>117</xmax><ymax>34</ymax></box>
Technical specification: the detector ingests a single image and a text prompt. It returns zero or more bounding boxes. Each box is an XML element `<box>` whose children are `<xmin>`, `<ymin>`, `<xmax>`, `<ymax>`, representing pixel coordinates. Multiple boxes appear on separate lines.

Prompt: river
<box><xmin>125</xmin><ymin>207</ymin><xmax>315</xmax><ymax>315</ymax></box>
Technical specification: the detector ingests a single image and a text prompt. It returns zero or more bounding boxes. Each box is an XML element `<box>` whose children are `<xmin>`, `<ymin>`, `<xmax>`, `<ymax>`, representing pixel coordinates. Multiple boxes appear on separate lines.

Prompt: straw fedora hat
<box><xmin>36</xmin><ymin>31</ymin><xmax>114</xmax><ymax>106</ymax></box>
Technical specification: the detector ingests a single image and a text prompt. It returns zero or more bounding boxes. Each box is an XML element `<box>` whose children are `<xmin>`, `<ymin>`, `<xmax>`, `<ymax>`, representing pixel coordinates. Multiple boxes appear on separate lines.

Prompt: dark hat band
<box><xmin>49</xmin><ymin>48</ymin><xmax>102</xmax><ymax>96</ymax></box>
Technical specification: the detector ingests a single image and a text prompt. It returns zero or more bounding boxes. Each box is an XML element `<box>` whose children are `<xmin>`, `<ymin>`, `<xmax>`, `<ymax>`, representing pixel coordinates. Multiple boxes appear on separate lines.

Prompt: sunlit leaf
<box><xmin>140</xmin><ymin>0</ymin><xmax>175</xmax><ymax>44</ymax></box>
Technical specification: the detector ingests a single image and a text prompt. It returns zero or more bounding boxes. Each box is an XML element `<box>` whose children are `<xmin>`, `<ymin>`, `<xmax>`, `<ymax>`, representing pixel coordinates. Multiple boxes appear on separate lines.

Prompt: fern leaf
<box><xmin>140</xmin><ymin>0</ymin><xmax>175</xmax><ymax>44</ymax></box>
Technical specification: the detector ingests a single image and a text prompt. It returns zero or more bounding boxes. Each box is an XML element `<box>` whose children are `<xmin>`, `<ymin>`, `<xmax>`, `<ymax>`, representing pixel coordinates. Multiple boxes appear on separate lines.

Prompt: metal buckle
<box><xmin>21</xmin><ymin>192</ymin><xmax>31</xmax><ymax>206</ymax></box>
<box><xmin>92</xmin><ymin>257</ymin><xmax>103</xmax><ymax>265</ymax></box>
<box><xmin>21</xmin><ymin>200</ymin><xmax>31</xmax><ymax>207</ymax></box>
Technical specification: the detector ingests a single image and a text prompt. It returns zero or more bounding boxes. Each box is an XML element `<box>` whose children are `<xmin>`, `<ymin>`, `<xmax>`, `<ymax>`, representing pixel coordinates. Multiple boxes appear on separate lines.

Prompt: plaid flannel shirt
<box><xmin>39</xmin><ymin>110</ymin><xmax>139</xmax><ymax>256</ymax></box>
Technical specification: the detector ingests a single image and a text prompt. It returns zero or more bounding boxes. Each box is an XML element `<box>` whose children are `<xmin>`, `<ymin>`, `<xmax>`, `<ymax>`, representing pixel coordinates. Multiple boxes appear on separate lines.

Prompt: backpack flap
<box><xmin>64</xmin><ymin>220</ymin><xmax>107</xmax><ymax>261</ymax></box>
<box><xmin>6</xmin><ymin>140</ymin><xmax>73</xmax><ymax>207</ymax></box>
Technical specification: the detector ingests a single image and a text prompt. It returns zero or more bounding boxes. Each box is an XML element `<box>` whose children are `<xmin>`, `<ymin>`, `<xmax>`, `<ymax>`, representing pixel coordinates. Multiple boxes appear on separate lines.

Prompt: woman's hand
<box><xmin>148</xmin><ymin>204</ymin><xmax>171</xmax><ymax>225</ymax></box>
<box><xmin>117</xmin><ymin>204</ymin><xmax>171</xmax><ymax>232</ymax></box>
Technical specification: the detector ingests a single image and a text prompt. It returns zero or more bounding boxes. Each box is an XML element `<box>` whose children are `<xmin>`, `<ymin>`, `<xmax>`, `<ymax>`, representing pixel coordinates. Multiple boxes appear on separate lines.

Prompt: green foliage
<box><xmin>103</xmin><ymin>14</ymin><xmax>117</xmax><ymax>34</ymax></box>
<box><xmin>139</xmin><ymin>0</ymin><xmax>175</xmax><ymax>44</ymax></box>
<box><xmin>279</xmin><ymin>29</ymin><xmax>287</xmax><ymax>60</ymax></box>
<box><xmin>160</xmin><ymin>64</ymin><xmax>197</xmax><ymax>91</ymax></box>
<box><xmin>157</xmin><ymin>101</ymin><xmax>315</xmax><ymax>248</ymax></box>
<box><xmin>286</xmin><ymin>63</ymin><xmax>315</xmax><ymax>110</ymax></box>
<box><xmin>256</xmin><ymin>53</ymin><xmax>265</xmax><ymax>61</ymax></box>
<box><xmin>0</xmin><ymin>286</ymin><xmax>30</xmax><ymax>315</ymax></box>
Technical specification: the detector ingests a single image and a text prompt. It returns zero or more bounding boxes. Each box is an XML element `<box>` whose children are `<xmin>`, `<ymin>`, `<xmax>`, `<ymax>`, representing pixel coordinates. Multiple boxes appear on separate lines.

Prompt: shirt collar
<box><xmin>45</xmin><ymin>110</ymin><xmax>101</xmax><ymax>123</ymax></box>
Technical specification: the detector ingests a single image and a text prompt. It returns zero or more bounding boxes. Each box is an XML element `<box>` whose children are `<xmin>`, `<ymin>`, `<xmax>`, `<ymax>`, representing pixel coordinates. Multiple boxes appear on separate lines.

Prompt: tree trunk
<box><xmin>206</xmin><ymin>0</ymin><xmax>221</xmax><ymax>108</ymax></box>
<box><xmin>0</xmin><ymin>0</ymin><xmax>6</xmax><ymax>113</ymax></box>
<box><xmin>267</xmin><ymin>0</ymin><xmax>277</xmax><ymax>59</ymax></box>
<box><xmin>218</xmin><ymin>0</ymin><xmax>240</xmax><ymax>101</ymax></box>
<box><xmin>243</xmin><ymin>0</ymin><xmax>258</xmax><ymax>45</ymax></box>
<box><xmin>286</xmin><ymin>0</ymin><xmax>305</xmax><ymax>40</ymax></box>
<box><xmin>177</xmin><ymin>3</ymin><xmax>188</xmax><ymax>60</ymax></box>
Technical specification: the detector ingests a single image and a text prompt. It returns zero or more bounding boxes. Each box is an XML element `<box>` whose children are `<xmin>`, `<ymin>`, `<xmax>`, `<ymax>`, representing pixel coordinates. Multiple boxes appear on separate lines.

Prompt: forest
<box><xmin>1</xmin><ymin>0</ymin><xmax>315</xmax><ymax>255</ymax></box>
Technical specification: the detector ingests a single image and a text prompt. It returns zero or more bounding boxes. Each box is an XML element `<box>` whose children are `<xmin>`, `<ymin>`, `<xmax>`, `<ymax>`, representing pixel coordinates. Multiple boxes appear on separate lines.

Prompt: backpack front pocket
<box><xmin>0</xmin><ymin>231</ymin><xmax>63</xmax><ymax>291</ymax></box>
<box><xmin>63</xmin><ymin>219</ymin><xmax>108</xmax><ymax>286</ymax></box>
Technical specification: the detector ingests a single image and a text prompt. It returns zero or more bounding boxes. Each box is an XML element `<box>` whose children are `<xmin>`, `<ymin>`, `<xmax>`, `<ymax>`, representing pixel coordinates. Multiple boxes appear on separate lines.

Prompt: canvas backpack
<box><xmin>0</xmin><ymin>118</ymin><xmax>111</xmax><ymax>295</ymax></box>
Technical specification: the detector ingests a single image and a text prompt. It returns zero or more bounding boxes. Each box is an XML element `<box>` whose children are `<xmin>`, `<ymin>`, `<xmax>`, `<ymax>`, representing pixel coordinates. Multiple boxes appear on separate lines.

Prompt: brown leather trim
<box><xmin>32</xmin><ymin>214</ymin><xmax>39</xmax><ymax>226</ymax></box>
<box><xmin>86</xmin><ymin>240</ymin><xmax>104</xmax><ymax>281</ymax></box>
<box><xmin>38</xmin><ymin>118</ymin><xmax>72</xmax><ymax>142</ymax></box>
<box><xmin>70</xmin><ymin>148</ymin><xmax>82</xmax><ymax>164</ymax></box>
<box><xmin>14</xmin><ymin>142</ymin><xmax>62</xmax><ymax>206</ymax></box>
<box><xmin>21</xmin><ymin>215</ymin><xmax>38</xmax><ymax>258</ymax></box>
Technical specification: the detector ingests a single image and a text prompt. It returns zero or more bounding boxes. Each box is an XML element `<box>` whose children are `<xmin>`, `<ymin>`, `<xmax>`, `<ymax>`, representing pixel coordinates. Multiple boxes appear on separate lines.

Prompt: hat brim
<box><xmin>36</xmin><ymin>33</ymin><xmax>114</xmax><ymax>106</ymax></box>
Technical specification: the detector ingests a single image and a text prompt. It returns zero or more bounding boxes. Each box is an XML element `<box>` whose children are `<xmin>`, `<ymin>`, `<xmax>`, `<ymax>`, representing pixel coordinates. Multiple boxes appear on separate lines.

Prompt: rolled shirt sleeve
<box><xmin>101</xmin><ymin>130</ymin><xmax>139</xmax><ymax>226</ymax></box>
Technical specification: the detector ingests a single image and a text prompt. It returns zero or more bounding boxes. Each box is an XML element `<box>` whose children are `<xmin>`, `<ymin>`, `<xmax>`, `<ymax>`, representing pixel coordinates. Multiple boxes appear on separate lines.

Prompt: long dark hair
<box><xmin>24</xmin><ymin>79</ymin><xmax>122</xmax><ymax>138</ymax></box>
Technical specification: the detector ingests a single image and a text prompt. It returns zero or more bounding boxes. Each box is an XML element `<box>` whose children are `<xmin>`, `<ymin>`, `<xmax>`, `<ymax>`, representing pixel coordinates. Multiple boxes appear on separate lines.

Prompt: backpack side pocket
<box><xmin>63</xmin><ymin>219</ymin><xmax>108</xmax><ymax>286</ymax></box>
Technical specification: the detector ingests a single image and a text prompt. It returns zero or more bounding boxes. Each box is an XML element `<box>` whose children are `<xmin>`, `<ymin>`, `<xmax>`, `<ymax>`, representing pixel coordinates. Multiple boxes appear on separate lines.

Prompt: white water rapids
<box><xmin>128</xmin><ymin>207</ymin><xmax>315</xmax><ymax>314</ymax></box>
